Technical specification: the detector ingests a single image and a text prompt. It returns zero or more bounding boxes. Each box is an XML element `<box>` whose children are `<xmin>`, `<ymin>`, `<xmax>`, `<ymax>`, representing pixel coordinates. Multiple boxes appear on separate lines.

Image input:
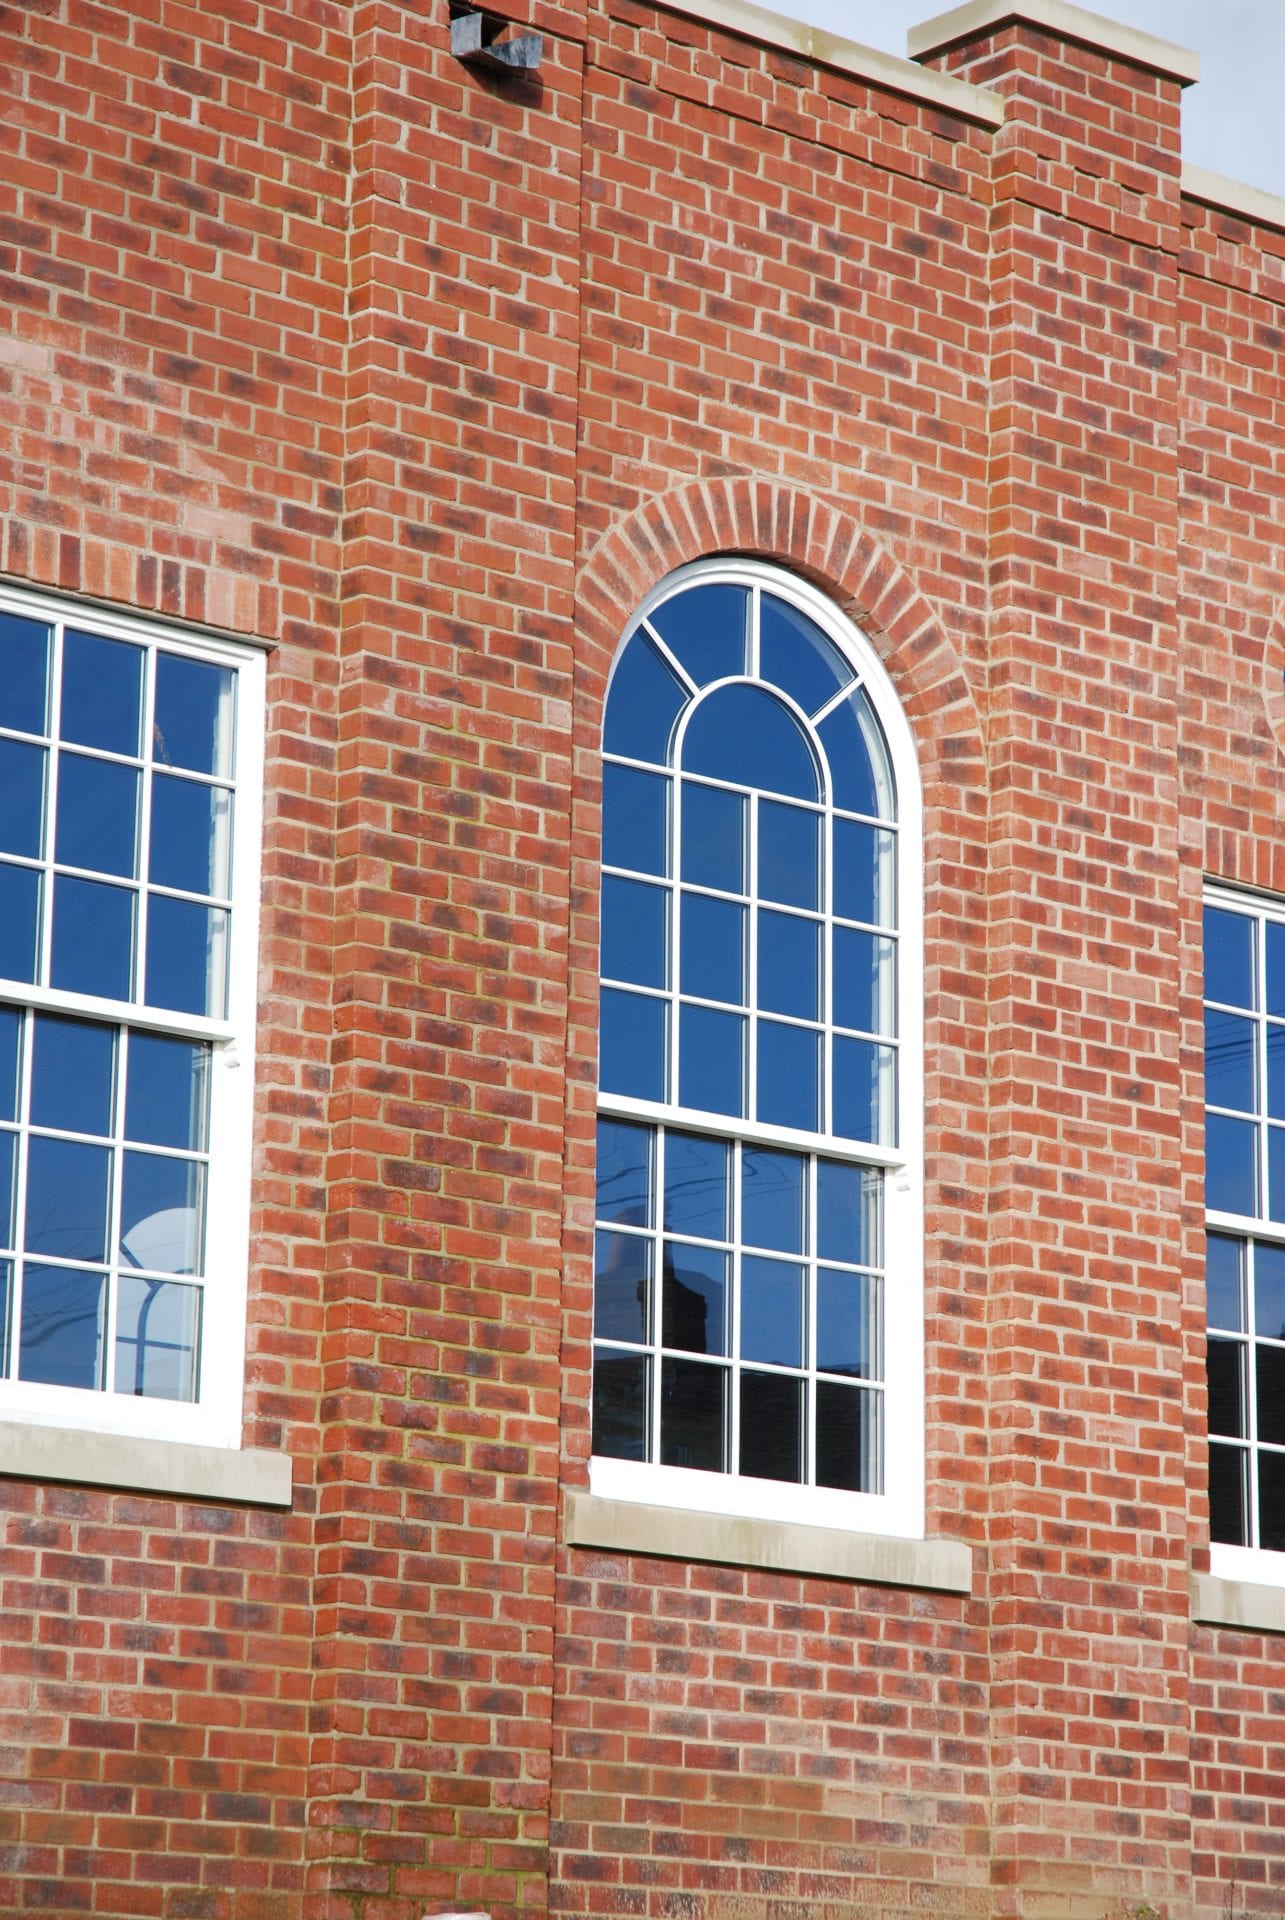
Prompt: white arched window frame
<box><xmin>592</xmin><ymin>558</ymin><xmax>924</xmax><ymax>1538</ymax></box>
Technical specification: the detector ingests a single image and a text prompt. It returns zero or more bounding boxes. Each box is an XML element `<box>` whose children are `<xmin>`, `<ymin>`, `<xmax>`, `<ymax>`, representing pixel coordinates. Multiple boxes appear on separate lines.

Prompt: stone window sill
<box><xmin>0</xmin><ymin>1419</ymin><xmax>293</xmax><ymax>1507</ymax></box>
<box><xmin>1191</xmin><ymin>1571</ymin><xmax>1285</xmax><ymax>1636</ymax></box>
<box><xmin>565</xmin><ymin>1489</ymin><xmax>972</xmax><ymax>1591</ymax></box>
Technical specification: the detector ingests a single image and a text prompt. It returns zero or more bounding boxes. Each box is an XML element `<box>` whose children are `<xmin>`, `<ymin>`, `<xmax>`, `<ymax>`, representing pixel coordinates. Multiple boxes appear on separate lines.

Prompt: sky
<box><xmin>767</xmin><ymin>1</ymin><xmax>1285</xmax><ymax>198</ymax></box>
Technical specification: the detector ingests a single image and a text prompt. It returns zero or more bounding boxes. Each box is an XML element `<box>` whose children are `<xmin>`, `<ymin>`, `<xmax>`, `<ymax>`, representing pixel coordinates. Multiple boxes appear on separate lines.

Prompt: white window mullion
<box><xmin>651</xmin><ymin>1126</ymin><xmax>665</xmax><ymax>1467</ymax></box>
<box><xmin>806</xmin><ymin>1154</ymin><xmax>818</xmax><ymax>1485</ymax></box>
<box><xmin>40</xmin><ymin>625</ymin><xmax>63</xmax><ymax>990</ymax></box>
<box><xmin>1246</xmin><ymin>1238</ymin><xmax>1261</xmax><ymax>1547</ymax></box>
<box><xmin>6</xmin><ymin>1011</ymin><xmax>35</xmax><ymax>1384</ymax></box>
<box><xmin>135</xmin><ymin>646</ymin><xmax>155</xmax><ymax>1006</ymax></box>
<box><xmin>746</xmin><ymin>796</ymin><xmax>758</xmax><ymax>1125</ymax></box>
<box><xmin>729</xmin><ymin>1139</ymin><xmax>742</xmax><ymax>1477</ymax></box>
<box><xmin>748</xmin><ymin>582</ymin><xmax>760</xmax><ymax>681</ymax></box>
<box><xmin>103</xmin><ymin>1025</ymin><xmax>129</xmax><ymax>1396</ymax></box>
<box><xmin>640</xmin><ymin>619</ymin><xmax>698</xmax><ymax>698</ymax></box>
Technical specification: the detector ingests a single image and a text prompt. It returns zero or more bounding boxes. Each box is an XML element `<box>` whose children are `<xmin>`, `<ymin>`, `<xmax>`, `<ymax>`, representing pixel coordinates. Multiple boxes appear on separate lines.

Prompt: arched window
<box><xmin>593</xmin><ymin>560</ymin><xmax>924</xmax><ymax>1535</ymax></box>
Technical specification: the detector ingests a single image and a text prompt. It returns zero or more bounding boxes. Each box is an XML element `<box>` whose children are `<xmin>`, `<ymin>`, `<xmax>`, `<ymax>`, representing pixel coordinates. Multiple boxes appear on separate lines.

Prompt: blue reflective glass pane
<box><xmin>0</xmin><ymin>740</ymin><xmax>45</xmax><ymax>858</ymax></box>
<box><xmin>0</xmin><ymin>1009</ymin><xmax>20</xmax><ymax>1124</ymax></box>
<box><xmin>1205</xmin><ymin>906</ymin><xmax>1255</xmax><ymax>1010</ymax></box>
<box><xmin>758</xmin><ymin>801</ymin><xmax>819</xmax><ymax>910</ymax></box>
<box><xmin>154</xmin><ymin>655</ymin><xmax>234</xmax><ymax>778</ymax></box>
<box><xmin>144</xmin><ymin>896</ymin><xmax>226</xmax><ymax>1017</ymax></box>
<box><xmin>18</xmin><ymin>1264</ymin><xmax>105</xmax><ymax>1389</ymax></box>
<box><xmin>757</xmin><ymin>911</ymin><xmax>819</xmax><ymax>1020</ymax></box>
<box><xmin>816</xmin><ymin>1381</ymin><xmax>879</xmax><ymax>1493</ymax></box>
<box><xmin>678</xmin><ymin>1004</ymin><xmax>744</xmax><ymax>1117</ymax></box>
<box><xmin>56</xmin><ymin>754</ymin><xmax>139</xmax><ymax>879</ymax></box>
<box><xmin>663</xmin><ymin>1242</ymin><xmax>729</xmax><ymax>1356</ymax></box>
<box><xmin>149</xmin><ymin>776</ymin><xmax>230</xmax><ymax>896</ymax></box>
<box><xmin>30</xmin><ymin>1015</ymin><xmax>114</xmax><ymax>1136</ymax></box>
<box><xmin>603</xmin><ymin>632</ymin><xmax>688</xmax><ymax>765</ymax></box>
<box><xmin>114</xmin><ymin>1275</ymin><xmax>200</xmax><ymax>1401</ymax></box>
<box><xmin>120</xmin><ymin>1151</ymin><xmax>204</xmax><ymax>1275</ymax></box>
<box><xmin>1267</xmin><ymin>923</ymin><xmax>1285</xmax><ymax>1018</ymax></box>
<box><xmin>680</xmin><ymin>894</ymin><xmax>745</xmax><ymax>1005</ymax></box>
<box><xmin>817</xmin><ymin>686</ymin><xmax>894</xmax><ymax>818</ymax></box>
<box><xmin>1270</xmin><ymin>1128</ymin><xmax>1285</xmax><ymax>1226</ymax></box>
<box><xmin>595</xmin><ymin>1118</ymin><xmax>653</xmax><ymax>1229</ymax></box>
<box><xmin>0</xmin><ymin>1134</ymin><xmax>14</xmax><ymax>1248</ymax></box>
<box><xmin>834</xmin><ymin>928</ymin><xmax>896</xmax><ymax>1036</ymax></box>
<box><xmin>1205</xmin><ymin>1009</ymin><xmax>1256</xmax><ymax>1114</ymax></box>
<box><xmin>51</xmin><ymin>876</ymin><xmax>134</xmax><ymax>1000</ymax></box>
<box><xmin>756</xmin><ymin>1021</ymin><xmax>819</xmax><ymax>1133</ymax></box>
<box><xmin>683</xmin><ymin>685</ymin><xmax>819</xmax><ymax>800</ymax></box>
<box><xmin>1206</xmin><ymin>1233</ymin><xmax>1244</xmax><ymax>1331</ymax></box>
<box><xmin>663</xmin><ymin>1132</ymin><xmax>730</xmax><ymax>1240</ymax></box>
<box><xmin>0</xmin><ymin>613</ymin><xmax>50</xmax><ymax>735</ymax></box>
<box><xmin>680</xmin><ymin>783</ymin><xmax>745</xmax><ymax>893</ymax></box>
<box><xmin>62</xmin><ymin>630</ymin><xmax>142</xmax><ymax>757</ymax></box>
<box><xmin>742</xmin><ymin>1147</ymin><xmax>805</xmax><ymax>1253</ymax></box>
<box><xmin>594</xmin><ymin>1229</ymin><xmax>650</xmax><ymax>1344</ymax></box>
<box><xmin>834</xmin><ymin>819</ymin><xmax>895</xmax><ymax>926</ymax></box>
<box><xmin>1256</xmin><ymin>1242</ymin><xmax>1285</xmax><ymax>1342</ymax></box>
<box><xmin>600</xmin><ymin>988</ymin><xmax>667</xmax><ymax>1103</ymax></box>
<box><xmin>24</xmin><ymin>1137</ymin><xmax>110</xmax><ymax>1262</ymax></box>
<box><xmin>660</xmin><ymin>1357</ymin><xmax>725</xmax><ymax>1471</ymax></box>
<box><xmin>817</xmin><ymin>1268</ymin><xmax>878</xmax><ymax>1378</ymax></box>
<box><xmin>0</xmin><ymin>865</ymin><xmax>40</xmax><ymax>984</ymax></box>
<box><xmin>592</xmin><ymin>1349</ymin><xmax>649</xmax><ymax>1460</ymax></box>
<box><xmin>603</xmin><ymin>764</ymin><xmax>670</xmax><ymax>878</ymax></box>
<box><xmin>739</xmin><ymin>1371</ymin><xmax>803</xmax><ymax>1484</ymax></box>
<box><xmin>833</xmin><ymin>1035</ymin><xmax>896</xmax><ymax>1147</ymax></box>
<box><xmin>758</xmin><ymin>597</ymin><xmax>851</xmax><ymax>718</ymax></box>
<box><xmin>740</xmin><ymin>1255</ymin><xmax>803</xmax><ymax>1367</ymax></box>
<box><xmin>817</xmin><ymin>1160</ymin><xmax>881</xmax><ymax>1267</ymax></box>
<box><xmin>1209</xmin><ymin>1441</ymin><xmax>1248</xmax><ymax>1546</ymax></box>
<box><xmin>647</xmin><ymin>585</ymin><xmax>748</xmax><ymax>689</ymax></box>
<box><xmin>124</xmin><ymin>1034</ymin><xmax>209</xmax><ymax>1152</ymax></box>
<box><xmin>1268</xmin><ymin>1027</ymin><xmax>1285</xmax><ymax>1122</ymax></box>
<box><xmin>1205</xmin><ymin>1112</ymin><xmax>1258</xmax><ymax>1217</ymax></box>
<box><xmin>601</xmin><ymin>875</ymin><xmax>668</xmax><ymax>989</ymax></box>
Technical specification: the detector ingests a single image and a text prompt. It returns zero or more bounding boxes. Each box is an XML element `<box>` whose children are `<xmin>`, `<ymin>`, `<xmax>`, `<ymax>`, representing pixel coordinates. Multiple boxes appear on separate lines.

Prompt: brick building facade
<box><xmin>0</xmin><ymin>0</ymin><xmax>1283</xmax><ymax>1916</ymax></box>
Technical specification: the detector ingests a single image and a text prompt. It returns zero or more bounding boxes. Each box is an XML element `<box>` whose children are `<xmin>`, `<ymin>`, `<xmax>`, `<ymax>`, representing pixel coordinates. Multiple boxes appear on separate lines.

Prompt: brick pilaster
<box><xmin>917</xmin><ymin>8</ymin><xmax>1193</xmax><ymax>1913</ymax></box>
<box><xmin>306</xmin><ymin>7</ymin><xmax>587</xmax><ymax>1914</ymax></box>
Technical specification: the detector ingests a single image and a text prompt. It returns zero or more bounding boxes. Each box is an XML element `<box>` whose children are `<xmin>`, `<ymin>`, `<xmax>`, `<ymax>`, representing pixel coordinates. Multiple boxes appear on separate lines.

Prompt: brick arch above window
<box><xmin>574</xmin><ymin>476</ymin><xmax>985</xmax><ymax>795</ymax></box>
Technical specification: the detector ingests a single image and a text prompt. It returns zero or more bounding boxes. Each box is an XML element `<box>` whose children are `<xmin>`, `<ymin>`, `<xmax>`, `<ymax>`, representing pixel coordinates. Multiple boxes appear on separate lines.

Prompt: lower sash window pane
<box><xmin>739</xmin><ymin>1371</ymin><xmax>803</xmax><ymax>1483</ymax></box>
<box><xmin>661</xmin><ymin>1357</ymin><xmax>726</xmax><ymax>1472</ymax></box>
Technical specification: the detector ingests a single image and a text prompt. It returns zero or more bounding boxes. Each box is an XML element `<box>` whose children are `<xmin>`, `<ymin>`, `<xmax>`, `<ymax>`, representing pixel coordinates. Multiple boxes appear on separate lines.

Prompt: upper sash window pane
<box><xmin>683</xmin><ymin>685</ymin><xmax>819</xmax><ymax>800</ymax></box>
<box><xmin>648</xmin><ymin>585</ymin><xmax>748</xmax><ymax>688</ymax></box>
<box><xmin>603</xmin><ymin>631</ymin><xmax>687</xmax><ymax>764</ymax></box>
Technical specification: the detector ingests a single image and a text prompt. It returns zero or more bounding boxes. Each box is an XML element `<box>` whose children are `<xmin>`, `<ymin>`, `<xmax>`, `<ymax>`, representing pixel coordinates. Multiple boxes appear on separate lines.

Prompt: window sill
<box><xmin>0</xmin><ymin>1419</ymin><xmax>293</xmax><ymax>1508</ymax></box>
<box><xmin>1192</xmin><ymin>1569</ymin><xmax>1285</xmax><ymax>1636</ymax></box>
<box><xmin>565</xmin><ymin>1490</ymin><xmax>972</xmax><ymax>1592</ymax></box>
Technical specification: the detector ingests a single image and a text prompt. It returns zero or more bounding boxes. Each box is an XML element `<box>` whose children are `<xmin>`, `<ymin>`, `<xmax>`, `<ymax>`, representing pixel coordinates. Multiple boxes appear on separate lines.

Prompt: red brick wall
<box><xmin>1176</xmin><ymin>193</ymin><xmax>1285</xmax><ymax>1920</ymax></box>
<box><xmin>0</xmin><ymin>1</ymin><xmax>1282</xmax><ymax>1918</ymax></box>
<box><xmin>1</xmin><ymin>0</ymin><xmax>346</xmax><ymax>1913</ymax></box>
